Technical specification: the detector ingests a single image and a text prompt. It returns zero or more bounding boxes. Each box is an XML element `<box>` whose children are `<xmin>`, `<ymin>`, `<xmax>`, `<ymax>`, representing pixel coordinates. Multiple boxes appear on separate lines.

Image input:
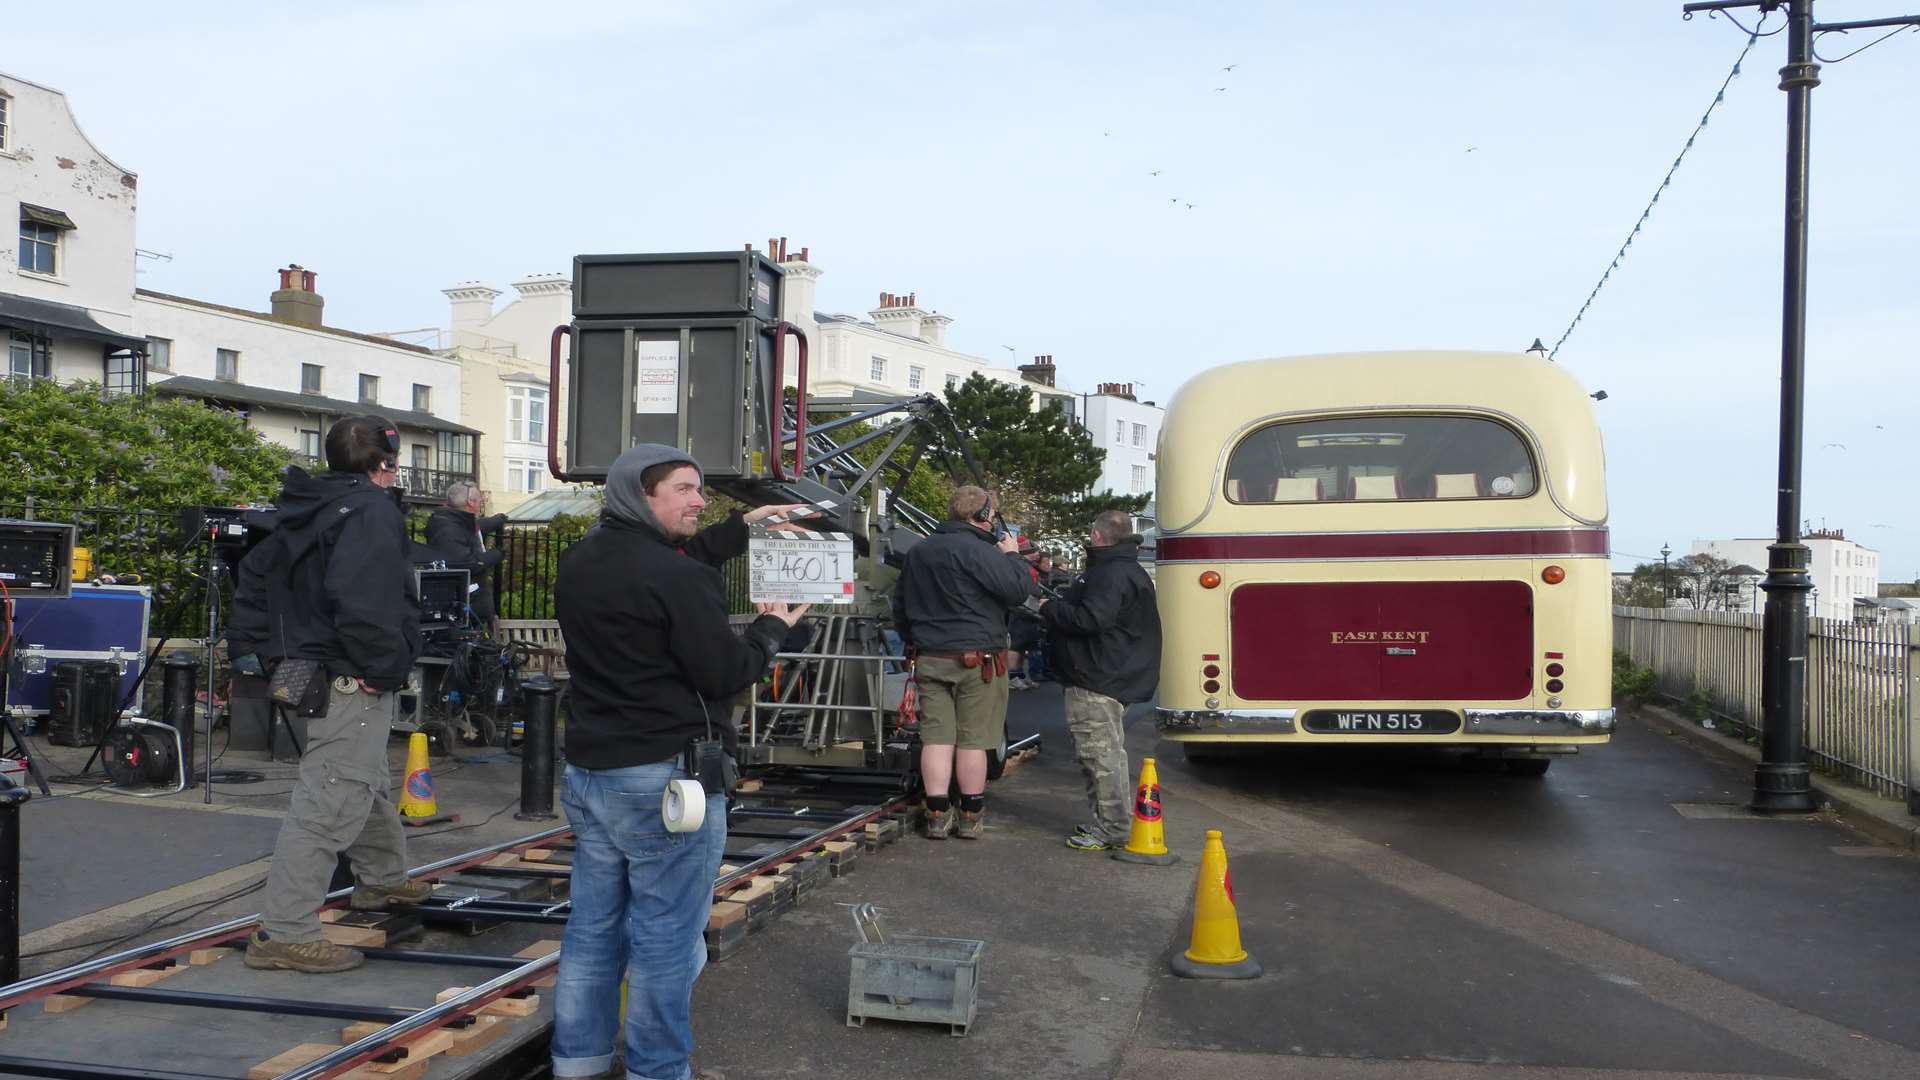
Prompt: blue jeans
<box><xmin>551</xmin><ymin>761</ymin><xmax>726</xmax><ymax>1080</ymax></box>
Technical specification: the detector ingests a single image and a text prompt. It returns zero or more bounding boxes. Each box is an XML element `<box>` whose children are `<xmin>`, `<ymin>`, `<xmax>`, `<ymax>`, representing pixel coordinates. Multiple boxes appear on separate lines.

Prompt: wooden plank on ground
<box><xmin>249</xmin><ymin>1043</ymin><xmax>430</xmax><ymax>1080</ymax></box>
<box><xmin>435</xmin><ymin>987</ymin><xmax>540</xmax><ymax>1017</ymax></box>
<box><xmin>188</xmin><ymin>947</ymin><xmax>228</xmax><ymax>966</ymax></box>
<box><xmin>514</xmin><ymin>939</ymin><xmax>562</xmax><ymax>987</ymax></box>
<box><xmin>108</xmin><ymin>961</ymin><xmax>180</xmax><ymax>988</ymax></box>
<box><xmin>707</xmin><ymin>899</ymin><xmax>748</xmax><ymax>931</ymax></box>
<box><xmin>322</xmin><ymin>923</ymin><xmax>387</xmax><ymax>948</ymax></box>
<box><xmin>446</xmin><ymin>1015</ymin><xmax>510</xmax><ymax>1057</ymax></box>
<box><xmin>43</xmin><ymin>994</ymin><xmax>92</xmax><ymax>1014</ymax></box>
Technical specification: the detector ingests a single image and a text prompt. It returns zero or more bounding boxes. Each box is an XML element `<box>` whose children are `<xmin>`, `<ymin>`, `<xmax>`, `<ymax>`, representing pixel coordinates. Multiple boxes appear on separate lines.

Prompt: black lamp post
<box><xmin>1661</xmin><ymin>543</ymin><xmax>1672</xmax><ymax>602</ymax></box>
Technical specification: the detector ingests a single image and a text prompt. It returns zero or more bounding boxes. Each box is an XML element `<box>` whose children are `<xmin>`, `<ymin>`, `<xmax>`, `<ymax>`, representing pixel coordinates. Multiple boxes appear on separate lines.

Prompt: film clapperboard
<box><xmin>747</xmin><ymin>501</ymin><xmax>855</xmax><ymax>605</ymax></box>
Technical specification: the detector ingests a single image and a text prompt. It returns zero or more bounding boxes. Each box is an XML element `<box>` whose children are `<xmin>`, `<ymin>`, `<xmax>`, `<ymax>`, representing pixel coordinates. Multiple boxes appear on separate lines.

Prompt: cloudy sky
<box><xmin>11</xmin><ymin>1</ymin><xmax>1917</xmax><ymax>579</ymax></box>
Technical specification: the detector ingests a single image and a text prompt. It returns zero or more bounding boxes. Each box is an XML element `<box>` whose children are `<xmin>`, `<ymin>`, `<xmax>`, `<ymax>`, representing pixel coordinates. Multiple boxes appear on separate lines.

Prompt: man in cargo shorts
<box><xmin>892</xmin><ymin>486</ymin><xmax>1034</xmax><ymax>839</ymax></box>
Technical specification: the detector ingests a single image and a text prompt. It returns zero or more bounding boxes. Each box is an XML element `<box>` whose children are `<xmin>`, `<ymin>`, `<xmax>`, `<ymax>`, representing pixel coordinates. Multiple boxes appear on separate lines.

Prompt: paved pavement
<box><xmin>692</xmin><ymin>685</ymin><xmax>1920</xmax><ymax>1080</ymax></box>
<box><xmin>19</xmin><ymin>685</ymin><xmax>1920</xmax><ymax>1080</ymax></box>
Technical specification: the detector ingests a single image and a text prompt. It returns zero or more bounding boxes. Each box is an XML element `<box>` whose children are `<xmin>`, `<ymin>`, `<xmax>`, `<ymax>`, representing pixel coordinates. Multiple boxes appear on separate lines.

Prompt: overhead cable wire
<box><xmin>1549</xmin><ymin>19</ymin><xmax>1768</xmax><ymax>359</ymax></box>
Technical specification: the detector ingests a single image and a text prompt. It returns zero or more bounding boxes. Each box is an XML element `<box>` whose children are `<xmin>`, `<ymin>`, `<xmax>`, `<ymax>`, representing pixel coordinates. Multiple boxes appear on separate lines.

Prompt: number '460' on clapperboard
<box><xmin>747</xmin><ymin>526</ymin><xmax>856</xmax><ymax>605</ymax></box>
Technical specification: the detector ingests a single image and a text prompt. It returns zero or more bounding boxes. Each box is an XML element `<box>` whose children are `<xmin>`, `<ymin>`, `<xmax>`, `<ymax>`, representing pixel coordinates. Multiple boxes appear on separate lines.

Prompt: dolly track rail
<box><xmin>3</xmin><ymin>784</ymin><xmax>908</xmax><ymax>1080</ymax></box>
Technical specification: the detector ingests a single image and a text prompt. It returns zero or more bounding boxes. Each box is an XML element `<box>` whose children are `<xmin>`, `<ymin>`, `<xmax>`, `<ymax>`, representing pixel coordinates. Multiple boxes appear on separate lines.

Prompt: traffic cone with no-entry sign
<box><xmin>1170</xmin><ymin>829</ymin><xmax>1262</xmax><ymax>980</ymax></box>
<box><xmin>397</xmin><ymin>732</ymin><xmax>439</xmax><ymax>818</ymax></box>
<box><xmin>1112</xmin><ymin>756</ymin><xmax>1179</xmax><ymax>866</ymax></box>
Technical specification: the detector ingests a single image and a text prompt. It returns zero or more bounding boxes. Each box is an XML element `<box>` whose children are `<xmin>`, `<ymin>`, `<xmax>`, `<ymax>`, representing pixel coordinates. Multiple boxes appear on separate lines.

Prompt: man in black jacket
<box><xmin>548</xmin><ymin>443</ymin><xmax>810</xmax><ymax>1080</ymax></box>
<box><xmin>229</xmin><ymin>416</ymin><xmax>430</xmax><ymax>973</ymax></box>
<box><xmin>424</xmin><ymin>480</ymin><xmax>506</xmax><ymax>627</ymax></box>
<box><xmin>1040</xmin><ymin>510</ymin><xmax>1161</xmax><ymax>852</ymax></box>
<box><xmin>891</xmin><ymin>486</ymin><xmax>1031</xmax><ymax>839</ymax></box>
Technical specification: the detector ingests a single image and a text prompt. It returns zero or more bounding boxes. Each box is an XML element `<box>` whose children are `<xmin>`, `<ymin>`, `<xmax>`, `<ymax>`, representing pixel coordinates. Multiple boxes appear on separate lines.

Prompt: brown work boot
<box><xmin>955</xmin><ymin>809</ymin><xmax>986</xmax><ymax>839</ymax></box>
<box><xmin>924</xmin><ymin>806</ymin><xmax>956</xmax><ymax>839</ymax></box>
<box><xmin>350</xmin><ymin>878</ymin><xmax>435</xmax><ymax>911</ymax></box>
<box><xmin>243</xmin><ymin>930</ymin><xmax>364</xmax><ymax>973</ymax></box>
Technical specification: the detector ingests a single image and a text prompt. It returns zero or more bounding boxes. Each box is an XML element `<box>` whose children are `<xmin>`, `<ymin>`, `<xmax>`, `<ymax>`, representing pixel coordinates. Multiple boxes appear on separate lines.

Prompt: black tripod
<box><xmin>0</xmin><ymin>594</ymin><xmax>51</xmax><ymax>796</ymax></box>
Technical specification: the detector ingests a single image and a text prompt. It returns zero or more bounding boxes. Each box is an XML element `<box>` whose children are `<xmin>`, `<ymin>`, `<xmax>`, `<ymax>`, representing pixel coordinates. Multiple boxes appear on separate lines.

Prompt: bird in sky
<box><xmin>1821</xmin><ymin>442</ymin><xmax>1846</xmax><ymax>449</ymax></box>
<box><xmin>1222</xmin><ymin>64</ymin><xmax>1238</xmax><ymax>72</ymax></box>
<box><xmin>1184</xmin><ymin>202</ymin><xmax>1197</xmax><ymax>209</ymax></box>
<box><xmin>1169</xmin><ymin>197</ymin><xmax>1179</xmax><ymax>203</ymax></box>
<box><xmin>1213</xmin><ymin>86</ymin><xmax>1228</xmax><ymax>92</ymax></box>
<box><xmin>1149</xmin><ymin>170</ymin><xmax>1162</xmax><ymax>176</ymax></box>
<box><xmin>1465</xmin><ymin>146</ymin><xmax>1479</xmax><ymax>153</ymax></box>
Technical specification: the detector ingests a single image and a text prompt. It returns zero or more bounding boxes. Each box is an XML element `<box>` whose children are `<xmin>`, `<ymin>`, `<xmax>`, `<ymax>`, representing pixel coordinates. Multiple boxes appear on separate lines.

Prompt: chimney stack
<box><xmin>270</xmin><ymin>264</ymin><xmax>324</xmax><ymax>328</ymax></box>
<box><xmin>1018</xmin><ymin>354</ymin><xmax>1058</xmax><ymax>387</ymax></box>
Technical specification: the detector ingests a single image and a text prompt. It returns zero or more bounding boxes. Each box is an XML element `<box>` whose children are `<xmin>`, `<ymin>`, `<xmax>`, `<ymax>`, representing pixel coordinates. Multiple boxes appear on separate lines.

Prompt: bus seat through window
<box><xmin>1432</xmin><ymin>473</ymin><xmax>1480</xmax><ymax>499</ymax></box>
<box><xmin>1270</xmin><ymin>477</ymin><xmax>1321</xmax><ymax>502</ymax></box>
<box><xmin>1351</xmin><ymin>475</ymin><xmax>1401</xmax><ymax>500</ymax></box>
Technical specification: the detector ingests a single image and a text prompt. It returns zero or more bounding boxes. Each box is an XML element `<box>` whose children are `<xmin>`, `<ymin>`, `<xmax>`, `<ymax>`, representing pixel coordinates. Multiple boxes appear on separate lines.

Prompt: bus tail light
<box><xmin>1199</xmin><ymin>571</ymin><xmax>1222</xmax><ymax>589</ymax></box>
<box><xmin>1203</xmin><ymin>679</ymin><xmax>1221</xmax><ymax>694</ymax></box>
<box><xmin>1545</xmin><ymin>678</ymin><xmax>1565</xmax><ymax>693</ymax></box>
<box><xmin>1545</xmin><ymin>662</ymin><xmax>1565</xmax><ymax>677</ymax></box>
<box><xmin>1203</xmin><ymin>664</ymin><xmax>1221</xmax><ymax>678</ymax></box>
<box><xmin>1541</xmin><ymin>565</ymin><xmax>1566</xmax><ymax>585</ymax></box>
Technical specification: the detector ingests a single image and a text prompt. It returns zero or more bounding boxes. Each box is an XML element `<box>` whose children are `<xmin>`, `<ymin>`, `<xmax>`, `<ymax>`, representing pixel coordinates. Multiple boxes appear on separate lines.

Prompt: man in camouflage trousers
<box><xmin>1039</xmin><ymin>510</ymin><xmax>1162</xmax><ymax>851</ymax></box>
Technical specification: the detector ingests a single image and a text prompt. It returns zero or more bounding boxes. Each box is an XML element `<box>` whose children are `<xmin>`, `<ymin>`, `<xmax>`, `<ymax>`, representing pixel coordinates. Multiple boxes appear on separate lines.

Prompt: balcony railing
<box><xmin>296</xmin><ymin>457</ymin><xmax>476</xmax><ymax>501</ymax></box>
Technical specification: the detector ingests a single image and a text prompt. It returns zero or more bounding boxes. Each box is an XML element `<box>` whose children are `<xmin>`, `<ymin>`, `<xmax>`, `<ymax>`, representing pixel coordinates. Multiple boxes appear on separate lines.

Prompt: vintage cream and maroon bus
<box><xmin>1154</xmin><ymin>351</ymin><xmax>1612</xmax><ymax>774</ymax></box>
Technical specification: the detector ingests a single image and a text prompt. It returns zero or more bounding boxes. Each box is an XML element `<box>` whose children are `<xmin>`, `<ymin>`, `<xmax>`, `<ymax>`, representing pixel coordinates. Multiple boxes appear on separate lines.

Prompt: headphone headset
<box><xmin>971</xmin><ymin>494</ymin><xmax>993</xmax><ymax>524</ymax></box>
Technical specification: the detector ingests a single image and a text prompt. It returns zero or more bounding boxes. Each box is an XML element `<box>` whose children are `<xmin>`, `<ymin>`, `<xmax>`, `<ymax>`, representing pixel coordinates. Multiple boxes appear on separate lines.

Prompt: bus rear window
<box><xmin>1224</xmin><ymin>415</ymin><xmax>1536</xmax><ymax>503</ymax></box>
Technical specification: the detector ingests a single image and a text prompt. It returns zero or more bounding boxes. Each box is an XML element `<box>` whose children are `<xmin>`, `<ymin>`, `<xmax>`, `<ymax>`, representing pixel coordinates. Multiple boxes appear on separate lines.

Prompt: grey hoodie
<box><xmin>603</xmin><ymin>443</ymin><xmax>701</xmax><ymax>536</ymax></box>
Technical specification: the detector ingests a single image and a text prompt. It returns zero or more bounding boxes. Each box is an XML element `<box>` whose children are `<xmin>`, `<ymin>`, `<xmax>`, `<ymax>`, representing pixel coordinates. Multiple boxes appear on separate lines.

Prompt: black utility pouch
<box><xmin>268</xmin><ymin>658</ymin><xmax>331</xmax><ymax>718</ymax></box>
<box><xmin>684</xmin><ymin>737</ymin><xmax>736</xmax><ymax>795</ymax></box>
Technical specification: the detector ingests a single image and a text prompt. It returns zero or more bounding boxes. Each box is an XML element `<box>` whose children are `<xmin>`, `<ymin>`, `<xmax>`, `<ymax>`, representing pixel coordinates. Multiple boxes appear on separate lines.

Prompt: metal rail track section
<box><xmin>0</xmin><ymin>774</ymin><xmax>907</xmax><ymax>1080</ymax></box>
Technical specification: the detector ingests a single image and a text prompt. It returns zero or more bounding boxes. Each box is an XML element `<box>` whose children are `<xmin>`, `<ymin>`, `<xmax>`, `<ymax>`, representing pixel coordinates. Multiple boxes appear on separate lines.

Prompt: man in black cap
<box><xmin>230</xmin><ymin>415</ymin><xmax>430</xmax><ymax>974</ymax></box>
<box><xmin>549</xmin><ymin>443</ymin><xmax>813</xmax><ymax>1080</ymax></box>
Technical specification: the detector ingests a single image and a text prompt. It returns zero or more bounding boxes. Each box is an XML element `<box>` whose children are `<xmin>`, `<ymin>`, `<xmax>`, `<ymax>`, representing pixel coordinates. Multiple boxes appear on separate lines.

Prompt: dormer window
<box><xmin>18</xmin><ymin>205</ymin><xmax>75</xmax><ymax>276</ymax></box>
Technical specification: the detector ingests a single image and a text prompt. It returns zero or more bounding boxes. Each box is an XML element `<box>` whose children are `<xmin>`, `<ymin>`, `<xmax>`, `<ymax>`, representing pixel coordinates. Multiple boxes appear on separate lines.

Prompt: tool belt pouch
<box><xmin>268</xmin><ymin>659</ymin><xmax>331</xmax><ymax>718</ymax></box>
<box><xmin>684</xmin><ymin>737</ymin><xmax>736</xmax><ymax>796</ymax></box>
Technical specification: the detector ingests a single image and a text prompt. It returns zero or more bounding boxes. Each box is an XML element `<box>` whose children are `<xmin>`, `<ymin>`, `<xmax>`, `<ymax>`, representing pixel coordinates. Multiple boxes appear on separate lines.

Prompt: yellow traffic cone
<box><xmin>1111</xmin><ymin>756</ymin><xmax>1179</xmax><ymax>866</ymax></box>
<box><xmin>398</xmin><ymin>732</ymin><xmax>439</xmax><ymax>818</ymax></box>
<box><xmin>1170</xmin><ymin>829</ymin><xmax>1262</xmax><ymax>979</ymax></box>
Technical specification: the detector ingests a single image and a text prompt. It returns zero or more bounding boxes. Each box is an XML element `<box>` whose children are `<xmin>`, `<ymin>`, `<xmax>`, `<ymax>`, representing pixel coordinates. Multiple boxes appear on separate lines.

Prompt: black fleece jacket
<box><xmin>229</xmin><ymin>468</ymin><xmax>421</xmax><ymax>690</ymax></box>
<box><xmin>554</xmin><ymin>511</ymin><xmax>788</xmax><ymax>770</ymax></box>
<box><xmin>1040</xmin><ymin>538</ymin><xmax>1161</xmax><ymax>705</ymax></box>
<box><xmin>890</xmin><ymin>520</ymin><xmax>1034</xmax><ymax>653</ymax></box>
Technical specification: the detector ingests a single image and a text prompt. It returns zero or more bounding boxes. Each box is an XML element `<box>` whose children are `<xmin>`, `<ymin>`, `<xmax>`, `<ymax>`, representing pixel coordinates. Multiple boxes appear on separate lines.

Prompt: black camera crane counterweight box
<box><xmin>560</xmin><ymin>250</ymin><xmax>799</xmax><ymax>485</ymax></box>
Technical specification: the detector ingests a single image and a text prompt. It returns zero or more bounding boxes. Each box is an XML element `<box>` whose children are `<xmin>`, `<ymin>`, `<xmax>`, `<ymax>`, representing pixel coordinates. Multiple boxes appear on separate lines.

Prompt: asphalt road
<box><xmin>692</xmin><ymin>684</ymin><xmax>1920</xmax><ymax>1080</ymax></box>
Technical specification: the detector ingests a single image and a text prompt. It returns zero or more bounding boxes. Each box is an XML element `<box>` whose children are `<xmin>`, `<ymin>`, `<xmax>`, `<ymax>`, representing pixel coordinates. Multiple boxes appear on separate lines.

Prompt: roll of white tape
<box><xmin>663</xmin><ymin>778</ymin><xmax>706</xmax><ymax>833</ymax></box>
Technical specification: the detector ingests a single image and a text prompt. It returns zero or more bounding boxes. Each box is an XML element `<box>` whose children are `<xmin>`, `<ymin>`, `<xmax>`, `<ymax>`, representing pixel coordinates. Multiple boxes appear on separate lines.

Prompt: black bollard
<box><xmin>1</xmin><ymin>782</ymin><xmax>28</xmax><ymax>1009</ymax></box>
<box><xmin>161</xmin><ymin>653</ymin><xmax>198</xmax><ymax>786</ymax></box>
<box><xmin>516</xmin><ymin>676</ymin><xmax>559</xmax><ymax>821</ymax></box>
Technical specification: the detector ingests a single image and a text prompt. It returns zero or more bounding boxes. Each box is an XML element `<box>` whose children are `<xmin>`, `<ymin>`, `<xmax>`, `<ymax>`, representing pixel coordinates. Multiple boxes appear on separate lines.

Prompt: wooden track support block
<box><xmin>446</xmin><ymin>1015</ymin><xmax>510</xmax><ymax>1056</ymax></box>
<box><xmin>436</xmin><ymin>987</ymin><xmax>541</xmax><ymax>1017</ymax></box>
<box><xmin>108</xmin><ymin>960</ymin><xmax>180</xmax><ymax>988</ymax></box>
<box><xmin>250</xmin><ymin>1043</ymin><xmax>428</xmax><ymax>1080</ymax></box>
<box><xmin>322</xmin><ymin>923</ymin><xmax>387</xmax><ymax>948</ymax></box>
<box><xmin>43</xmin><ymin>993</ymin><xmax>93</xmax><ymax>1014</ymax></box>
<box><xmin>515</xmin><ymin>939</ymin><xmax>563</xmax><ymax>987</ymax></box>
<box><xmin>823</xmin><ymin>839</ymin><xmax>860</xmax><ymax>876</ymax></box>
<box><xmin>188</xmin><ymin>947</ymin><xmax>228</xmax><ymax>966</ymax></box>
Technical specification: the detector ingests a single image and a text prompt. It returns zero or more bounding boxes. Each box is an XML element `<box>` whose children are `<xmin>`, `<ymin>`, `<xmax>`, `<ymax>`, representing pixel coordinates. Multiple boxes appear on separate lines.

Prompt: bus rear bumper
<box><xmin>1158</xmin><ymin>708</ymin><xmax>1298</xmax><ymax>735</ymax></box>
<box><xmin>1464</xmin><ymin>708</ymin><xmax>1616</xmax><ymax>736</ymax></box>
<box><xmin>1157</xmin><ymin>707</ymin><xmax>1615</xmax><ymax>738</ymax></box>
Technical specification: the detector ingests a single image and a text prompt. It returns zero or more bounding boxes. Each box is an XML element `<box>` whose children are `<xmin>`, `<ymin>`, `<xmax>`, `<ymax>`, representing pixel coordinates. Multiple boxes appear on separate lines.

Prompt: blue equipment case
<box><xmin>4</xmin><ymin>583</ymin><xmax>153</xmax><ymax>717</ymax></box>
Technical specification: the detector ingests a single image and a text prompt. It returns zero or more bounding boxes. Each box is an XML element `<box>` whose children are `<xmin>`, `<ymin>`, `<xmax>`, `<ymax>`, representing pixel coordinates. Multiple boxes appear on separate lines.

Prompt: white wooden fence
<box><xmin>1614</xmin><ymin>606</ymin><xmax>1918</xmax><ymax>801</ymax></box>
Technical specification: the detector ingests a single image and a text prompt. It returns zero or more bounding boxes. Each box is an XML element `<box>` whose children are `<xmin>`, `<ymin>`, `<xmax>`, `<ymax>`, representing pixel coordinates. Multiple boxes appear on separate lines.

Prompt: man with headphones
<box><xmin>891</xmin><ymin>485</ymin><xmax>1033</xmax><ymax>838</ymax></box>
<box><xmin>230</xmin><ymin>415</ymin><xmax>429</xmax><ymax>974</ymax></box>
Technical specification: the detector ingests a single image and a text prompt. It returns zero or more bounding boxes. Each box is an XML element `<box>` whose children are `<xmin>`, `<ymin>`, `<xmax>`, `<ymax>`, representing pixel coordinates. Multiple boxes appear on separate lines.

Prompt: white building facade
<box><xmin>1691</xmin><ymin>532</ymin><xmax>1881</xmax><ymax>621</ymax></box>
<box><xmin>2</xmin><ymin>70</ymin><xmax>478</xmax><ymax>504</ymax></box>
<box><xmin>772</xmin><ymin>249</ymin><xmax>1078</xmax><ymax>411</ymax></box>
<box><xmin>139</xmin><ymin>272</ymin><xmax>476</xmax><ymax>502</ymax></box>
<box><xmin>1</xmin><ymin>72</ymin><xmax>146</xmax><ymax>387</ymax></box>
<box><xmin>435</xmin><ymin>274</ymin><xmax>574</xmax><ymax>512</ymax></box>
<box><xmin>1080</xmin><ymin>382</ymin><xmax>1164</xmax><ymax>507</ymax></box>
